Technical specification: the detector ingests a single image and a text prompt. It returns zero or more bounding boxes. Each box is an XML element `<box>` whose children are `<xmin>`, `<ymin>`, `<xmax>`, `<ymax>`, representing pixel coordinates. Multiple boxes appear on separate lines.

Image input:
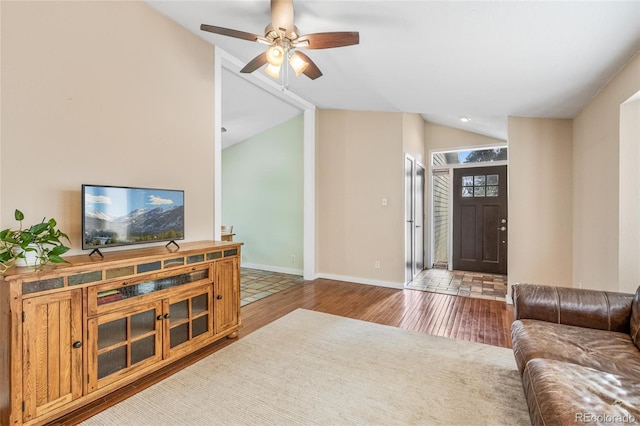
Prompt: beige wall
<box><xmin>1</xmin><ymin>1</ymin><xmax>215</xmax><ymax>255</ymax></box>
<box><xmin>317</xmin><ymin>109</ymin><xmax>404</xmax><ymax>286</ymax></box>
<box><xmin>425</xmin><ymin>122</ymin><xmax>506</xmax><ymax>152</ymax></box>
<box><xmin>0</xmin><ymin>2</ymin><xmax>3</xmax><ymax>220</ymax></box>
<box><xmin>572</xmin><ymin>53</ymin><xmax>640</xmax><ymax>292</ymax></box>
<box><xmin>507</xmin><ymin>118</ymin><xmax>573</xmax><ymax>290</ymax></box>
<box><xmin>619</xmin><ymin>95</ymin><xmax>640</xmax><ymax>294</ymax></box>
<box><xmin>402</xmin><ymin>113</ymin><xmax>425</xmax><ymax>165</ymax></box>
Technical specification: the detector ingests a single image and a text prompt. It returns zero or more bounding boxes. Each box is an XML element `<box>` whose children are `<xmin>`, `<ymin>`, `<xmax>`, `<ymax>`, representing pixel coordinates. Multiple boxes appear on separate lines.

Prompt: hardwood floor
<box><xmin>53</xmin><ymin>278</ymin><xmax>514</xmax><ymax>425</ymax></box>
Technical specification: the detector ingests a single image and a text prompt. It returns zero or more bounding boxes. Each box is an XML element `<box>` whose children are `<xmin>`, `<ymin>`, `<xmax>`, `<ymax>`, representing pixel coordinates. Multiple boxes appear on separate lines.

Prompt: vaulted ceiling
<box><xmin>146</xmin><ymin>1</ymin><xmax>640</xmax><ymax>147</ymax></box>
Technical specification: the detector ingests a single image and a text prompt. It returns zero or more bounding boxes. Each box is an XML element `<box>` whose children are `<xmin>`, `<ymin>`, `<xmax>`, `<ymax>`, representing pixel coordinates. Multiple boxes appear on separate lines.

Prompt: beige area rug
<box><xmin>82</xmin><ymin>309</ymin><xmax>530</xmax><ymax>426</ymax></box>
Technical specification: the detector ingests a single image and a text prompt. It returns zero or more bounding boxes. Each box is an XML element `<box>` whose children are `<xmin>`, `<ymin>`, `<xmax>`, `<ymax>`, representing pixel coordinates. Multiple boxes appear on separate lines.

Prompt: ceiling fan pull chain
<box><xmin>283</xmin><ymin>54</ymin><xmax>290</xmax><ymax>91</ymax></box>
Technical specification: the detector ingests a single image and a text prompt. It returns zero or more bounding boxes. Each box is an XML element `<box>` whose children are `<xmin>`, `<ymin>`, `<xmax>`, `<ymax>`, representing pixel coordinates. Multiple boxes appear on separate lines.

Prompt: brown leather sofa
<box><xmin>511</xmin><ymin>283</ymin><xmax>640</xmax><ymax>425</ymax></box>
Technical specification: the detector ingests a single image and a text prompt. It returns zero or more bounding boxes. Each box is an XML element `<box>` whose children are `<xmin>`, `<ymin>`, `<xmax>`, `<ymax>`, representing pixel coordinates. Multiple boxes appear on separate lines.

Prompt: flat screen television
<box><xmin>82</xmin><ymin>184</ymin><xmax>185</xmax><ymax>251</ymax></box>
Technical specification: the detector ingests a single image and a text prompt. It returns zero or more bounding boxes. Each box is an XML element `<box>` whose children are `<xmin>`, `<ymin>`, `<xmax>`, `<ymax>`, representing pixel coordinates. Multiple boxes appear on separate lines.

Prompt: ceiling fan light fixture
<box><xmin>264</xmin><ymin>63</ymin><xmax>281</xmax><ymax>79</ymax></box>
<box><xmin>266</xmin><ymin>44</ymin><xmax>285</xmax><ymax>66</ymax></box>
<box><xmin>200</xmin><ymin>0</ymin><xmax>359</xmax><ymax>82</ymax></box>
<box><xmin>289</xmin><ymin>52</ymin><xmax>309</xmax><ymax>76</ymax></box>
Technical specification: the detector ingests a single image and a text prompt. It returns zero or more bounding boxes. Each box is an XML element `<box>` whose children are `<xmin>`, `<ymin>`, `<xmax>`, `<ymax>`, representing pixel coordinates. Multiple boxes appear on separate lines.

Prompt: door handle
<box><xmin>407</xmin><ymin>220</ymin><xmax>414</xmax><ymax>223</ymax></box>
<box><xmin>415</xmin><ymin>225</ymin><xmax>421</xmax><ymax>228</ymax></box>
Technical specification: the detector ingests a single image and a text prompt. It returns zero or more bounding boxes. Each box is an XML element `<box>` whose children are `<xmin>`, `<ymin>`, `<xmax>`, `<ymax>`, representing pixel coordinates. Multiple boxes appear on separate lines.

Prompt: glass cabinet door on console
<box><xmin>86</xmin><ymin>265</ymin><xmax>215</xmax><ymax>392</ymax></box>
<box><xmin>163</xmin><ymin>285</ymin><xmax>214</xmax><ymax>358</ymax></box>
<box><xmin>87</xmin><ymin>301</ymin><xmax>163</xmax><ymax>392</ymax></box>
<box><xmin>22</xmin><ymin>290</ymin><xmax>83</xmax><ymax>423</ymax></box>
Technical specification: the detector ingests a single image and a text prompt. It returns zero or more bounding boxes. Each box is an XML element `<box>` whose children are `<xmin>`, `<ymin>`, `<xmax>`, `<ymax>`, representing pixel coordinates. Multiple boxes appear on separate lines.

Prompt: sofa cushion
<box><xmin>513</xmin><ymin>283</ymin><xmax>633</xmax><ymax>333</ymax></box>
<box><xmin>512</xmin><ymin>319</ymin><xmax>640</xmax><ymax>379</ymax></box>
<box><xmin>522</xmin><ymin>358</ymin><xmax>640</xmax><ymax>426</ymax></box>
<box><xmin>631</xmin><ymin>287</ymin><xmax>640</xmax><ymax>350</ymax></box>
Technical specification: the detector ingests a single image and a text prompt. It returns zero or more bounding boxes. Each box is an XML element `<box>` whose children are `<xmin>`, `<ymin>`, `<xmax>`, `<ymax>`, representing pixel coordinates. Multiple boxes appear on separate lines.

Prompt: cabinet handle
<box><xmin>157</xmin><ymin>315</ymin><xmax>163</xmax><ymax>321</ymax></box>
<box><xmin>217</xmin><ymin>295</ymin><xmax>223</xmax><ymax>300</ymax></box>
<box><xmin>72</xmin><ymin>341</ymin><xmax>82</xmax><ymax>349</ymax></box>
<box><xmin>164</xmin><ymin>313</ymin><xmax>170</xmax><ymax>319</ymax></box>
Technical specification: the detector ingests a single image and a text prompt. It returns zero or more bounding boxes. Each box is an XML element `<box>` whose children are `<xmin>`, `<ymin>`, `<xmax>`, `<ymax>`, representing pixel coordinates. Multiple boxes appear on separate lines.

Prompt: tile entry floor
<box><xmin>240</xmin><ymin>268</ymin><xmax>507</xmax><ymax>306</ymax></box>
<box><xmin>406</xmin><ymin>268</ymin><xmax>508</xmax><ymax>301</ymax></box>
<box><xmin>240</xmin><ymin>268</ymin><xmax>304</xmax><ymax>306</ymax></box>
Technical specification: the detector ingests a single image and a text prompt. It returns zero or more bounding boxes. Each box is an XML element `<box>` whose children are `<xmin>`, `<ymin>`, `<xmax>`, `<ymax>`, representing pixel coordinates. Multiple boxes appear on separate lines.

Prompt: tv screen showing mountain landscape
<box><xmin>83</xmin><ymin>185</ymin><xmax>185</xmax><ymax>249</ymax></box>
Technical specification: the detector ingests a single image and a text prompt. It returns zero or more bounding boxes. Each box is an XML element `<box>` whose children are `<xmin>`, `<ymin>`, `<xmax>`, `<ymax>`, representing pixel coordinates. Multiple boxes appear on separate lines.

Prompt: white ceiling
<box><xmin>221</xmin><ymin>67</ymin><xmax>303</xmax><ymax>148</ymax></box>
<box><xmin>146</xmin><ymin>0</ymin><xmax>640</xmax><ymax>146</ymax></box>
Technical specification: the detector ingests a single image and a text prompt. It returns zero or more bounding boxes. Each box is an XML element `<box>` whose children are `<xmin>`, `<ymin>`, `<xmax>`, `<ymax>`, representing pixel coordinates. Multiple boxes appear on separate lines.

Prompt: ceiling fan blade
<box><xmin>296</xmin><ymin>32</ymin><xmax>360</xmax><ymax>49</ymax></box>
<box><xmin>294</xmin><ymin>51</ymin><xmax>323</xmax><ymax>80</ymax></box>
<box><xmin>240</xmin><ymin>52</ymin><xmax>268</xmax><ymax>74</ymax></box>
<box><xmin>271</xmin><ymin>0</ymin><xmax>294</xmax><ymax>34</ymax></box>
<box><xmin>200</xmin><ymin>24</ymin><xmax>262</xmax><ymax>42</ymax></box>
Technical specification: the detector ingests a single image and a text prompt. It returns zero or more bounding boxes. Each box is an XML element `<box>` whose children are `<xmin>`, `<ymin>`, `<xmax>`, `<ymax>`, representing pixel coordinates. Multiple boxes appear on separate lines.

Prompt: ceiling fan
<box><xmin>200</xmin><ymin>0</ymin><xmax>359</xmax><ymax>80</ymax></box>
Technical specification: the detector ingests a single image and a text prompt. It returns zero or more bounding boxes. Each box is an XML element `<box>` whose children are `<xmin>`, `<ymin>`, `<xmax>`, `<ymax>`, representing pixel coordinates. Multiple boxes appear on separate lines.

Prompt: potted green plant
<box><xmin>0</xmin><ymin>209</ymin><xmax>70</xmax><ymax>272</ymax></box>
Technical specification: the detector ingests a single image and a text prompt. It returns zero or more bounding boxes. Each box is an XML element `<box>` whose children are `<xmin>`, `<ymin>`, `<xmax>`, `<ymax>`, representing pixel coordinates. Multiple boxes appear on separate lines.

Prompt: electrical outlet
<box><xmin>374</xmin><ymin>260</ymin><xmax>380</xmax><ymax>269</ymax></box>
<box><xmin>290</xmin><ymin>255</ymin><xmax>296</xmax><ymax>263</ymax></box>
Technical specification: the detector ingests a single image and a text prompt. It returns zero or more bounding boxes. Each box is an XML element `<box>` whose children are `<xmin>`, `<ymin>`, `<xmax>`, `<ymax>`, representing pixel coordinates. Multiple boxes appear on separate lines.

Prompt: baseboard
<box><xmin>240</xmin><ymin>262</ymin><xmax>303</xmax><ymax>276</ymax></box>
<box><xmin>239</xmin><ymin>266</ymin><xmax>405</xmax><ymax>289</ymax></box>
<box><xmin>316</xmin><ymin>273</ymin><xmax>404</xmax><ymax>290</ymax></box>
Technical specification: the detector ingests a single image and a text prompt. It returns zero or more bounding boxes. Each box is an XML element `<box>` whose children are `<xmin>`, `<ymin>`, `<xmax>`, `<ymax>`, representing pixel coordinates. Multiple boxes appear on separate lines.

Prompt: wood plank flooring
<box><xmin>53</xmin><ymin>278</ymin><xmax>514</xmax><ymax>425</ymax></box>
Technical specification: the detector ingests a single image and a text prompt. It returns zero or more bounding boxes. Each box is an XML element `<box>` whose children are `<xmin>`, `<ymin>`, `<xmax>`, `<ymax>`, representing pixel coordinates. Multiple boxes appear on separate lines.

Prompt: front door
<box><xmin>452</xmin><ymin>165</ymin><xmax>507</xmax><ymax>274</ymax></box>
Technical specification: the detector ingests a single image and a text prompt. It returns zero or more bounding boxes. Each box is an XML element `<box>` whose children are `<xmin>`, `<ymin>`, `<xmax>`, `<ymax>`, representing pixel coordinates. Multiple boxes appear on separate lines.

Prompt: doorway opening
<box><xmin>404</xmin><ymin>154</ymin><xmax>425</xmax><ymax>284</ymax></box>
<box><xmin>406</xmin><ymin>146</ymin><xmax>508</xmax><ymax>301</ymax></box>
<box><xmin>217</xmin><ymin>48</ymin><xmax>316</xmax><ymax>306</ymax></box>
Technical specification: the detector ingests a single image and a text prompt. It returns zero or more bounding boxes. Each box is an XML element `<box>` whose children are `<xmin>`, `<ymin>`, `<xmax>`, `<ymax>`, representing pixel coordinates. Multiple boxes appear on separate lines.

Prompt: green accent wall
<box><xmin>222</xmin><ymin>115</ymin><xmax>303</xmax><ymax>273</ymax></box>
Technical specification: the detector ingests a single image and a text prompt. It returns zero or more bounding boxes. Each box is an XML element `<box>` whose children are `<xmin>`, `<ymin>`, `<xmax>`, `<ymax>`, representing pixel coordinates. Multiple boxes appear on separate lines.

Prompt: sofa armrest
<box><xmin>512</xmin><ymin>283</ymin><xmax>633</xmax><ymax>333</ymax></box>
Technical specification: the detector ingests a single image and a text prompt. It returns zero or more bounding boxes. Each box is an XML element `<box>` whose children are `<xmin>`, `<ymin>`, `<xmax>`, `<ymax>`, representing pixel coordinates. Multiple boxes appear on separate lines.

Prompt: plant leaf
<box><xmin>29</xmin><ymin>223</ymin><xmax>49</xmax><ymax>235</ymax></box>
<box><xmin>0</xmin><ymin>252</ymin><xmax>13</xmax><ymax>262</ymax></box>
<box><xmin>20</xmin><ymin>232</ymin><xmax>34</xmax><ymax>245</ymax></box>
<box><xmin>48</xmin><ymin>255</ymin><xmax>69</xmax><ymax>264</ymax></box>
<box><xmin>14</xmin><ymin>209</ymin><xmax>24</xmax><ymax>221</ymax></box>
<box><xmin>50</xmin><ymin>245</ymin><xmax>70</xmax><ymax>256</ymax></box>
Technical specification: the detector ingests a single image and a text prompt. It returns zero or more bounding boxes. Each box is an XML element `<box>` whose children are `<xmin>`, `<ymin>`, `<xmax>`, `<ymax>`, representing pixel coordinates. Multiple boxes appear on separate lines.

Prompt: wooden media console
<box><xmin>0</xmin><ymin>240</ymin><xmax>242</xmax><ymax>425</ymax></box>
